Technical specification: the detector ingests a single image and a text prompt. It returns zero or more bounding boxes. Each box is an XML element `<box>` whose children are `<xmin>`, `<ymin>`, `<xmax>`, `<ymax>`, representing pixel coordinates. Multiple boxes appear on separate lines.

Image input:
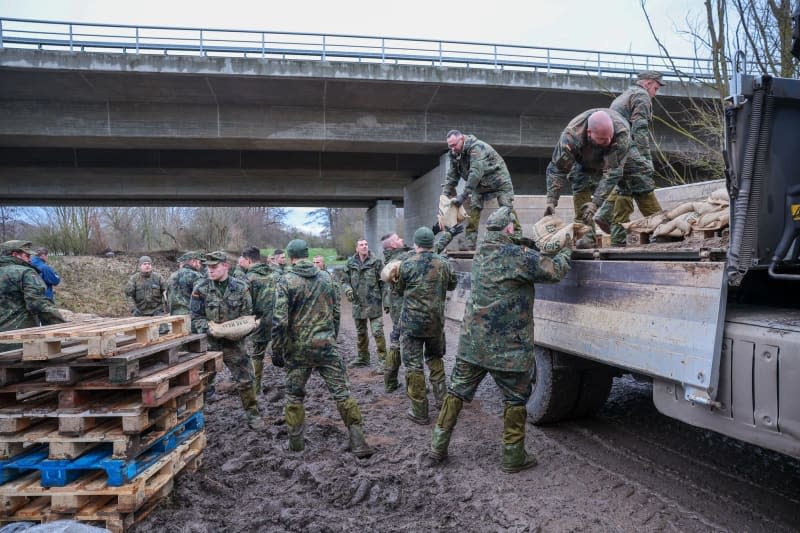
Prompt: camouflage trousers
<box><xmin>448</xmin><ymin>358</ymin><xmax>533</xmax><ymax>407</ymax></box>
<box><xmin>284</xmin><ymin>356</ymin><xmax>352</xmax><ymax>404</ymax></box>
<box><xmin>465</xmin><ymin>187</ymin><xmax>520</xmax><ymax>247</ymax></box>
<box><xmin>210</xmin><ymin>338</ymin><xmax>255</xmax><ymax>392</ymax></box>
<box><xmin>354</xmin><ymin>317</ymin><xmax>386</xmax><ymax>358</ymax></box>
<box><xmin>246</xmin><ymin>336</ymin><xmax>269</xmax><ymax>393</ymax></box>
<box><xmin>388</xmin><ymin>300</ymin><xmax>403</xmax><ymax>348</ymax></box>
<box><xmin>596</xmin><ymin>188</ymin><xmax>662</xmax><ymax>245</ymax></box>
<box><xmin>401</xmin><ymin>333</ymin><xmax>445</xmax><ymax>380</ymax></box>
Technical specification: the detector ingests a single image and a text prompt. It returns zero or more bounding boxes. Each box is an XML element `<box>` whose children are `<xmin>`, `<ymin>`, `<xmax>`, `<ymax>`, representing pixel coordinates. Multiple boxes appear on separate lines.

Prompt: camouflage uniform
<box><xmin>245</xmin><ymin>262</ymin><xmax>281</xmax><ymax>396</ymax></box>
<box><xmin>595</xmin><ymin>83</ymin><xmax>663</xmax><ymax>245</ymax></box>
<box><xmin>166</xmin><ymin>264</ymin><xmax>204</xmax><ymax>316</ymax></box>
<box><xmin>396</xmin><ymin>247</ymin><xmax>458</xmax><ymax>423</ymax></box>
<box><xmin>382</xmin><ymin>245</ymin><xmax>412</xmax><ymax>391</ymax></box>
<box><xmin>443</xmin><ymin>134</ymin><xmax>520</xmax><ymax>248</ymax></box>
<box><xmin>545</xmin><ymin>108</ymin><xmax>633</xmax><ymax>245</ymax></box>
<box><xmin>124</xmin><ymin>271</ymin><xmax>166</xmax><ymax>317</ymax></box>
<box><xmin>341</xmin><ymin>251</ymin><xmax>386</xmax><ymax>367</ymax></box>
<box><xmin>190</xmin><ymin>268</ymin><xmax>260</xmax><ymax>426</ymax></box>
<box><xmin>0</xmin><ymin>243</ymin><xmax>65</xmax><ymax>351</ymax></box>
<box><xmin>231</xmin><ymin>264</ymin><xmax>249</xmax><ymax>282</ymax></box>
<box><xmin>272</xmin><ymin>250</ymin><xmax>373</xmax><ymax>457</ymax></box>
<box><xmin>429</xmin><ymin>207</ymin><xmax>572</xmax><ymax>472</ymax></box>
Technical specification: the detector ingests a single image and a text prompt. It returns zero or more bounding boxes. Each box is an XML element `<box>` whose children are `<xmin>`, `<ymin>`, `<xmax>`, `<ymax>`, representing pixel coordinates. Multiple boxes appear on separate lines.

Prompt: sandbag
<box><xmin>622</xmin><ymin>211</ymin><xmax>670</xmax><ymax>233</ymax></box>
<box><xmin>437</xmin><ymin>195</ymin><xmax>468</xmax><ymax>230</ymax></box>
<box><xmin>708</xmin><ymin>187</ymin><xmax>730</xmax><ymax>205</ymax></box>
<box><xmin>695</xmin><ymin>206</ymin><xmax>729</xmax><ymax>230</ymax></box>
<box><xmin>207</xmin><ymin>315</ymin><xmax>259</xmax><ymax>340</ymax></box>
<box><xmin>667</xmin><ymin>201</ymin><xmax>723</xmax><ymax>220</ymax></box>
<box><xmin>652</xmin><ymin>212</ymin><xmax>700</xmax><ymax>238</ymax></box>
<box><xmin>380</xmin><ymin>259</ymin><xmax>402</xmax><ymax>284</ymax></box>
<box><xmin>531</xmin><ymin>215</ymin><xmax>585</xmax><ymax>254</ymax></box>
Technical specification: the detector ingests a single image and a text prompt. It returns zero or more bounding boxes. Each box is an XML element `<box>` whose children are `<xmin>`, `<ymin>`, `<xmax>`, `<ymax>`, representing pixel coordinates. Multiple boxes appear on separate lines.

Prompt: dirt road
<box><xmin>135</xmin><ymin>306</ymin><xmax>800</xmax><ymax>532</ymax></box>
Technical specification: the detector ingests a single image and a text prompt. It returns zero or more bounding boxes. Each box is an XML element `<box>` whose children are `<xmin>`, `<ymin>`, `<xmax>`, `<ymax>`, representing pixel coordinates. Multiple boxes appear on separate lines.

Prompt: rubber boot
<box><xmin>374</xmin><ymin>335</ymin><xmax>387</xmax><ymax>375</ymax></box>
<box><xmin>336</xmin><ymin>397</ymin><xmax>375</xmax><ymax>457</ymax></box>
<box><xmin>204</xmin><ymin>383</ymin><xmax>218</xmax><ymax>404</ymax></box>
<box><xmin>500</xmin><ymin>404</ymin><xmax>537</xmax><ymax>473</ymax></box>
<box><xmin>429</xmin><ymin>394</ymin><xmax>463</xmax><ymax>461</ymax></box>
<box><xmin>251</xmin><ymin>356</ymin><xmax>264</xmax><ymax>397</ymax></box>
<box><xmin>611</xmin><ymin>194</ymin><xmax>635</xmax><ymax>247</ymax></box>
<box><xmin>405</xmin><ymin>371</ymin><xmax>429</xmax><ymax>425</ymax></box>
<box><xmin>239</xmin><ymin>386</ymin><xmax>265</xmax><ymax>430</ymax></box>
<box><xmin>349</xmin><ymin>326</ymin><xmax>371</xmax><ymax>367</ymax></box>
<box><xmin>285</xmin><ymin>402</ymin><xmax>305</xmax><ymax>452</ymax></box>
<box><xmin>384</xmin><ymin>346</ymin><xmax>401</xmax><ymax>392</ymax></box>
<box><xmin>427</xmin><ymin>358</ymin><xmax>447</xmax><ymax>408</ymax></box>
<box><xmin>575</xmin><ymin>235</ymin><xmax>597</xmax><ymax>249</ymax></box>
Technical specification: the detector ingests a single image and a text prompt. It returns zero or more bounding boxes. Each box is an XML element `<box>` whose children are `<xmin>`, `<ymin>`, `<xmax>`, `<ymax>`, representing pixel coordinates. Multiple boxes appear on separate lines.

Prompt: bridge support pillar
<box><xmin>403</xmin><ymin>153</ymin><xmax>458</xmax><ymax>242</ymax></box>
<box><xmin>365</xmin><ymin>200</ymin><xmax>396</xmax><ymax>257</ymax></box>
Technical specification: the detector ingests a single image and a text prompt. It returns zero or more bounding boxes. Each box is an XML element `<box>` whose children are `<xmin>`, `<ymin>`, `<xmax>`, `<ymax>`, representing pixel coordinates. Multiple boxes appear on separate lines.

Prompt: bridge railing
<box><xmin>0</xmin><ymin>17</ymin><xmax>717</xmax><ymax>80</ymax></box>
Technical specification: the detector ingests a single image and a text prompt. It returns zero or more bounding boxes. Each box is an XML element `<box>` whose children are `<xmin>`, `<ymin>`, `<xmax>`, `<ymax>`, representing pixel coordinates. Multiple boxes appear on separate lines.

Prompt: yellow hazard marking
<box><xmin>792</xmin><ymin>204</ymin><xmax>800</xmax><ymax>221</ymax></box>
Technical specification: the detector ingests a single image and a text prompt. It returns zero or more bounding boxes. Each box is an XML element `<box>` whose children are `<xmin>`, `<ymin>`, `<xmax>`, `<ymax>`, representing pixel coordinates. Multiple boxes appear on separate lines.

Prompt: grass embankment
<box><xmin>262</xmin><ymin>247</ymin><xmax>345</xmax><ymax>266</ymax></box>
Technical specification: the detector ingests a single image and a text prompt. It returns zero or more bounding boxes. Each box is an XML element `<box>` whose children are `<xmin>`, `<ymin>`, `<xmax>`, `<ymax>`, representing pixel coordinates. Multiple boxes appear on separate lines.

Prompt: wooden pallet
<box><xmin>626</xmin><ymin>230</ymin><xmax>652</xmax><ymax>246</ymax></box>
<box><xmin>0</xmin><ymin>316</ymin><xmax>191</xmax><ymax>360</ymax></box>
<box><xmin>0</xmin><ymin>391</ymin><xmax>204</xmax><ymax>460</ymax></box>
<box><xmin>0</xmin><ymin>334</ymin><xmax>208</xmax><ymax>386</ymax></box>
<box><xmin>0</xmin><ymin>430</ymin><xmax>205</xmax><ymax>532</ymax></box>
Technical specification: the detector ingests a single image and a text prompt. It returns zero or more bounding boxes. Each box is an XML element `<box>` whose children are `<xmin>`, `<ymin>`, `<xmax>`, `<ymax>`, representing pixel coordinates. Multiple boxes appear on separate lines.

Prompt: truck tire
<box><xmin>569</xmin><ymin>369</ymin><xmax>614</xmax><ymax>419</ymax></box>
<box><xmin>527</xmin><ymin>346</ymin><xmax>581</xmax><ymax>424</ymax></box>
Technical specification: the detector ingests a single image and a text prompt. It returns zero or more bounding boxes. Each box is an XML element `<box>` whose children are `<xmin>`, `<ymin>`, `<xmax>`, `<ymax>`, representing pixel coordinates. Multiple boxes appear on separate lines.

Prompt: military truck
<box><xmin>526</xmin><ymin>71</ymin><xmax>800</xmax><ymax>459</ymax></box>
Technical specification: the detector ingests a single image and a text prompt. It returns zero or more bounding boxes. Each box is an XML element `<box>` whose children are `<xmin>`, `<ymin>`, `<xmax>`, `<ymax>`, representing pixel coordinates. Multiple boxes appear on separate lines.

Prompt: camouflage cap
<box><xmin>138</xmin><ymin>255</ymin><xmax>152</xmax><ymax>265</ymax></box>
<box><xmin>286</xmin><ymin>239</ymin><xmax>309</xmax><ymax>259</ymax></box>
<box><xmin>203</xmin><ymin>251</ymin><xmax>230</xmax><ymax>265</ymax></box>
<box><xmin>486</xmin><ymin>206</ymin><xmax>513</xmax><ymax>230</ymax></box>
<box><xmin>638</xmin><ymin>70</ymin><xmax>665</xmax><ymax>86</ymax></box>
<box><xmin>1</xmin><ymin>240</ymin><xmax>34</xmax><ymax>254</ymax></box>
<box><xmin>177</xmin><ymin>251</ymin><xmax>203</xmax><ymax>263</ymax></box>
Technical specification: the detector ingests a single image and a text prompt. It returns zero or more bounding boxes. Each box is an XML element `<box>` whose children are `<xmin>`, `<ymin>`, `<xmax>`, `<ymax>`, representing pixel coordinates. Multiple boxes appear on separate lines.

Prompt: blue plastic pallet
<box><xmin>0</xmin><ymin>410</ymin><xmax>204</xmax><ymax>487</ymax></box>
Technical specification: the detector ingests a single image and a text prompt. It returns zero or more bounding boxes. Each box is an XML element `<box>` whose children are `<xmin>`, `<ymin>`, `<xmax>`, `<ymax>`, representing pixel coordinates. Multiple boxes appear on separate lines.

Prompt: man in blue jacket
<box><xmin>30</xmin><ymin>247</ymin><xmax>61</xmax><ymax>302</ymax></box>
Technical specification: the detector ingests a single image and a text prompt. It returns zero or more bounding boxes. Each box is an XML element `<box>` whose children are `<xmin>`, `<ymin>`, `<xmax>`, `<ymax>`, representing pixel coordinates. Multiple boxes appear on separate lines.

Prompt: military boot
<box><xmin>374</xmin><ymin>335</ymin><xmax>387</xmax><ymax>375</ymax></box>
<box><xmin>204</xmin><ymin>383</ymin><xmax>218</xmax><ymax>404</ymax></box>
<box><xmin>427</xmin><ymin>358</ymin><xmax>447</xmax><ymax>408</ymax></box>
<box><xmin>384</xmin><ymin>346</ymin><xmax>401</xmax><ymax>392</ymax></box>
<box><xmin>336</xmin><ymin>397</ymin><xmax>375</xmax><ymax>458</ymax></box>
<box><xmin>429</xmin><ymin>394</ymin><xmax>463</xmax><ymax>461</ymax></box>
<box><xmin>500</xmin><ymin>404</ymin><xmax>537</xmax><ymax>473</ymax></box>
<box><xmin>251</xmin><ymin>356</ymin><xmax>264</xmax><ymax>397</ymax></box>
<box><xmin>405</xmin><ymin>370</ymin><xmax>429</xmax><ymax>425</ymax></box>
<box><xmin>349</xmin><ymin>330</ymin><xmax>371</xmax><ymax>367</ymax></box>
<box><xmin>575</xmin><ymin>235</ymin><xmax>597</xmax><ymax>249</ymax></box>
<box><xmin>238</xmin><ymin>386</ymin><xmax>265</xmax><ymax>430</ymax></box>
<box><xmin>285</xmin><ymin>402</ymin><xmax>305</xmax><ymax>452</ymax></box>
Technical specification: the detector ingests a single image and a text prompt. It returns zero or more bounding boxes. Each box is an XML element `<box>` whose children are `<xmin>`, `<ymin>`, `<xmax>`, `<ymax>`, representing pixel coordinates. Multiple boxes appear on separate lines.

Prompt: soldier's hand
<box><xmin>543</xmin><ymin>203</ymin><xmax>556</xmax><ymax>217</ymax></box>
<box><xmin>271</xmin><ymin>352</ymin><xmax>285</xmax><ymax>368</ymax></box>
<box><xmin>442</xmin><ymin>186</ymin><xmax>456</xmax><ymax>198</ymax></box>
<box><xmin>580</xmin><ymin>202</ymin><xmax>598</xmax><ymax>224</ymax></box>
<box><xmin>345</xmin><ymin>288</ymin><xmax>354</xmax><ymax>302</ymax></box>
<box><xmin>384</xmin><ymin>306</ymin><xmax>390</xmax><ymax>315</ymax></box>
<box><xmin>451</xmin><ymin>195</ymin><xmax>465</xmax><ymax>208</ymax></box>
<box><xmin>432</xmin><ymin>222</ymin><xmax>442</xmax><ymax>235</ymax></box>
<box><xmin>447</xmin><ymin>223</ymin><xmax>465</xmax><ymax>237</ymax></box>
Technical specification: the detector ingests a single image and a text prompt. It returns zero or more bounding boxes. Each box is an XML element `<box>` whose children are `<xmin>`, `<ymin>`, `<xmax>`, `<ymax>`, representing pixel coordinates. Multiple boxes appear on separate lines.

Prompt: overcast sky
<box><xmin>0</xmin><ymin>0</ymin><xmax>704</xmax><ymax>232</ymax></box>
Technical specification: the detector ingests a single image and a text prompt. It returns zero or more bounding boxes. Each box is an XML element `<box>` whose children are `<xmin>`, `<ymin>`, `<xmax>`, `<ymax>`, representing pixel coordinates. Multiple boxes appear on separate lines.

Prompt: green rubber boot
<box><xmin>500</xmin><ymin>404</ymin><xmax>537</xmax><ymax>473</ymax></box>
<box><xmin>285</xmin><ymin>402</ymin><xmax>305</xmax><ymax>452</ymax></box>
<box><xmin>336</xmin><ymin>397</ymin><xmax>375</xmax><ymax>457</ymax></box>
<box><xmin>429</xmin><ymin>394</ymin><xmax>463</xmax><ymax>461</ymax></box>
<box><xmin>251</xmin><ymin>356</ymin><xmax>264</xmax><ymax>397</ymax></box>
<box><xmin>427</xmin><ymin>358</ymin><xmax>447</xmax><ymax>408</ymax></box>
<box><xmin>384</xmin><ymin>346</ymin><xmax>401</xmax><ymax>392</ymax></box>
<box><xmin>405</xmin><ymin>370</ymin><xmax>429</xmax><ymax>425</ymax></box>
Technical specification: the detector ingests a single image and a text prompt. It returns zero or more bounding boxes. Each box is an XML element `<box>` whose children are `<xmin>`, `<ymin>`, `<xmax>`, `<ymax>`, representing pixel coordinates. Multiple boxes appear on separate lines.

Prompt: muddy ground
<box><xmin>135</xmin><ymin>302</ymin><xmax>800</xmax><ymax>533</ymax></box>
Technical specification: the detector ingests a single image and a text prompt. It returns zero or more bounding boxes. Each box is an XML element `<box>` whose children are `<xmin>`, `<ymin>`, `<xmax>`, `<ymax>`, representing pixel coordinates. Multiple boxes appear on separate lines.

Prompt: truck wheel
<box><xmin>569</xmin><ymin>369</ymin><xmax>614</xmax><ymax>419</ymax></box>
<box><xmin>527</xmin><ymin>346</ymin><xmax>581</xmax><ymax>424</ymax></box>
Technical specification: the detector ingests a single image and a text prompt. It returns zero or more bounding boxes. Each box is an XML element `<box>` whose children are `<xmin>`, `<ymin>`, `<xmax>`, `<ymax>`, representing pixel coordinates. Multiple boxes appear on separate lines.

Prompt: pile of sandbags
<box><xmin>623</xmin><ymin>187</ymin><xmax>730</xmax><ymax>240</ymax></box>
<box><xmin>531</xmin><ymin>216</ymin><xmax>589</xmax><ymax>254</ymax></box>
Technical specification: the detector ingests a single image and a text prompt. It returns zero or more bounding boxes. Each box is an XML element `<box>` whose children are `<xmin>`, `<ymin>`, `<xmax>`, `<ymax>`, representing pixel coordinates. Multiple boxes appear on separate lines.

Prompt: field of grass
<box><xmin>262</xmin><ymin>247</ymin><xmax>345</xmax><ymax>266</ymax></box>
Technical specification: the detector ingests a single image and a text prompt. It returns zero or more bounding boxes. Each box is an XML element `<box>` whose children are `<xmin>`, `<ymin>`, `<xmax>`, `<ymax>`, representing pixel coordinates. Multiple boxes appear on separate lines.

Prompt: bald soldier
<box><xmin>544</xmin><ymin>109</ymin><xmax>632</xmax><ymax>248</ymax></box>
<box><xmin>594</xmin><ymin>71</ymin><xmax>665</xmax><ymax>246</ymax></box>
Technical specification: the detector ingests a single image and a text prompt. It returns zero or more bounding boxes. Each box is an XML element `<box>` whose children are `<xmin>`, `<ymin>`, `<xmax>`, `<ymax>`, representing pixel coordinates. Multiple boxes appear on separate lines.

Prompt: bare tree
<box><xmin>0</xmin><ymin>206</ymin><xmax>19</xmax><ymax>241</ymax></box>
<box><xmin>33</xmin><ymin>207</ymin><xmax>103</xmax><ymax>255</ymax></box>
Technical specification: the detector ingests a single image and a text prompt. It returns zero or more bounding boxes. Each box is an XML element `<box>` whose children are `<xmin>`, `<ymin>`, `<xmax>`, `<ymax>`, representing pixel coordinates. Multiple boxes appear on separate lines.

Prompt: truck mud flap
<box><xmin>534</xmin><ymin>260</ymin><xmax>727</xmax><ymax>402</ymax></box>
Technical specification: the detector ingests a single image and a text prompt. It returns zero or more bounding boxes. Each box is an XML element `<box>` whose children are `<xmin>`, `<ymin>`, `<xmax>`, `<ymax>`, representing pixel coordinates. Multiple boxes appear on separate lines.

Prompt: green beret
<box><xmin>286</xmin><ymin>239</ymin><xmax>309</xmax><ymax>259</ymax></box>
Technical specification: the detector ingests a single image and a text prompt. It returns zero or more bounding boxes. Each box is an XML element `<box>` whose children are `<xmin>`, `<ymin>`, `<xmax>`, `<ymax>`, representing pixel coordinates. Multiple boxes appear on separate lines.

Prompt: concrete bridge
<box><xmin>0</xmin><ymin>19</ymin><xmax>720</xmax><ymax>245</ymax></box>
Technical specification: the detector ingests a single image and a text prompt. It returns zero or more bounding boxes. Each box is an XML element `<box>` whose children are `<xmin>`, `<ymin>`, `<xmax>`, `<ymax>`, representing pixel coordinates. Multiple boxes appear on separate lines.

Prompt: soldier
<box><xmin>124</xmin><ymin>256</ymin><xmax>166</xmax><ymax>317</ymax></box>
<box><xmin>312</xmin><ymin>255</ymin><xmax>326</xmax><ymax>270</ymax></box>
<box><xmin>442</xmin><ymin>130</ymin><xmax>520</xmax><ymax>250</ymax></box>
<box><xmin>273</xmin><ymin>249</ymin><xmax>286</xmax><ymax>273</ymax></box>
<box><xmin>231</xmin><ymin>255</ymin><xmax>249</xmax><ymax>282</ymax></box>
<box><xmin>381</xmin><ymin>232</ymin><xmax>412</xmax><ymax>392</ymax></box>
<box><xmin>242</xmin><ymin>246</ymin><xmax>281</xmax><ymax>397</ymax></box>
<box><xmin>594</xmin><ymin>71</ymin><xmax>665</xmax><ymax>246</ymax></box>
<box><xmin>0</xmin><ymin>241</ymin><xmax>65</xmax><ymax>349</ymax></box>
<box><xmin>544</xmin><ymin>109</ymin><xmax>631</xmax><ymax>248</ymax></box>
<box><xmin>272</xmin><ymin>239</ymin><xmax>375</xmax><ymax>457</ymax></box>
<box><xmin>341</xmin><ymin>238</ymin><xmax>387</xmax><ymax>369</ymax></box>
<box><xmin>426</xmin><ymin>207</ymin><xmax>572</xmax><ymax>472</ymax></box>
<box><xmin>397</xmin><ymin>227</ymin><xmax>458</xmax><ymax>424</ymax></box>
<box><xmin>30</xmin><ymin>247</ymin><xmax>60</xmax><ymax>302</ymax></box>
<box><xmin>190</xmin><ymin>251</ymin><xmax>265</xmax><ymax>430</ymax></box>
<box><xmin>166</xmin><ymin>251</ymin><xmax>204</xmax><ymax>315</ymax></box>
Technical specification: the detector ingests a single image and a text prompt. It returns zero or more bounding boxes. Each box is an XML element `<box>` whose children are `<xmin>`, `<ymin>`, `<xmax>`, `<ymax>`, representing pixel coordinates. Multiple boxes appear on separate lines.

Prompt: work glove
<box><xmin>543</xmin><ymin>203</ymin><xmax>556</xmax><ymax>217</ymax></box>
<box><xmin>271</xmin><ymin>352</ymin><xmax>285</xmax><ymax>368</ymax></box>
<box><xmin>447</xmin><ymin>223</ymin><xmax>465</xmax><ymax>237</ymax></box>
<box><xmin>579</xmin><ymin>202</ymin><xmax>598</xmax><ymax>224</ymax></box>
<box><xmin>384</xmin><ymin>306</ymin><xmax>390</xmax><ymax>315</ymax></box>
<box><xmin>345</xmin><ymin>288</ymin><xmax>354</xmax><ymax>302</ymax></box>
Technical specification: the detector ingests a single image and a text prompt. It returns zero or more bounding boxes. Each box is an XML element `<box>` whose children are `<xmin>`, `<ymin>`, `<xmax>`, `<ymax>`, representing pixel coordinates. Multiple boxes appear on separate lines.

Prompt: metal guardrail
<box><xmin>0</xmin><ymin>17</ymin><xmax>717</xmax><ymax>80</ymax></box>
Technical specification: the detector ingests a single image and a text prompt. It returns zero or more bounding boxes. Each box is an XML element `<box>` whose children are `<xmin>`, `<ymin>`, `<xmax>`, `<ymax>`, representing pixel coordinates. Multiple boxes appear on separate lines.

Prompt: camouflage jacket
<box><xmin>124</xmin><ymin>271</ymin><xmax>166</xmax><ymax>316</ymax></box>
<box><xmin>341</xmin><ymin>251</ymin><xmax>385</xmax><ymax>319</ymax></box>
<box><xmin>611</xmin><ymin>84</ymin><xmax>653</xmax><ymax>155</ymax></box>
<box><xmin>246</xmin><ymin>262</ymin><xmax>281</xmax><ymax>343</ymax></box>
<box><xmin>231</xmin><ymin>265</ymin><xmax>249</xmax><ymax>283</ymax></box>
<box><xmin>382</xmin><ymin>246</ymin><xmax>412</xmax><ymax>321</ymax></box>
<box><xmin>0</xmin><ymin>256</ymin><xmax>65</xmax><ymax>332</ymax></box>
<box><xmin>396</xmin><ymin>251</ymin><xmax>458</xmax><ymax>338</ymax></box>
<box><xmin>190</xmin><ymin>276</ymin><xmax>253</xmax><ymax>336</ymax></box>
<box><xmin>457</xmin><ymin>230</ymin><xmax>572</xmax><ymax>372</ymax></box>
<box><xmin>545</xmin><ymin>108</ymin><xmax>631</xmax><ymax>207</ymax></box>
<box><xmin>166</xmin><ymin>265</ymin><xmax>204</xmax><ymax>316</ymax></box>
<box><xmin>444</xmin><ymin>135</ymin><xmax>513</xmax><ymax>200</ymax></box>
<box><xmin>272</xmin><ymin>260</ymin><xmax>341</xmax><ymax>369</ymax></box>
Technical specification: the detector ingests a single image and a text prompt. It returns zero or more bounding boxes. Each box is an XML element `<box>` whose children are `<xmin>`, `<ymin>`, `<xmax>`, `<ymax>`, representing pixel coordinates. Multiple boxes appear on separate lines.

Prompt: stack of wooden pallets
<box><xmin>0</xmin><ymin>316</ymin><xmax>221</xmax><ymax>532</ymax></box>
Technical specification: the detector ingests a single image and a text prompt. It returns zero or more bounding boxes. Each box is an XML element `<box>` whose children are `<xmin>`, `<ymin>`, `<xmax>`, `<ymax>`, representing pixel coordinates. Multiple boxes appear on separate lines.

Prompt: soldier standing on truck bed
<box><xmin>425</xmin><ymin>208</ymin><xmax>572</xmax><ymax>472</ymax></box>
<box><xmin>593</xmin><ymin>71</ymin><xmax>665</xmax><ymax>247</ymax></box>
